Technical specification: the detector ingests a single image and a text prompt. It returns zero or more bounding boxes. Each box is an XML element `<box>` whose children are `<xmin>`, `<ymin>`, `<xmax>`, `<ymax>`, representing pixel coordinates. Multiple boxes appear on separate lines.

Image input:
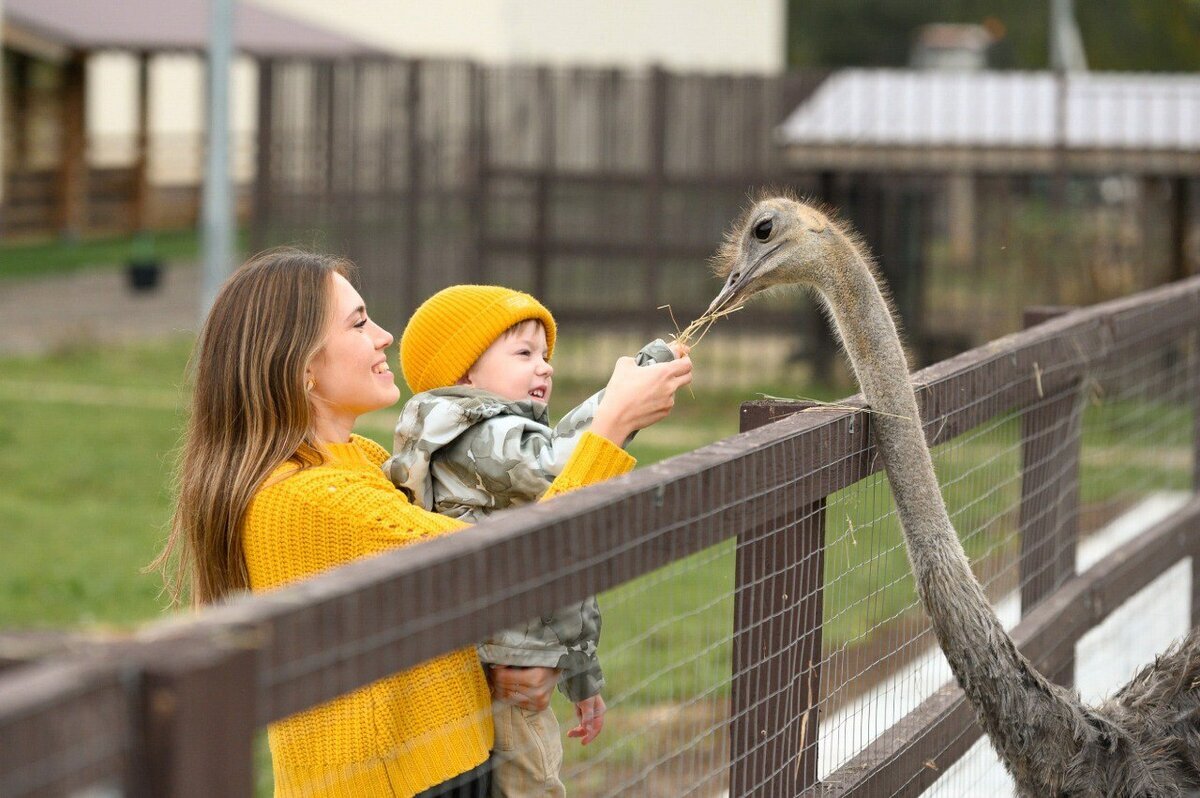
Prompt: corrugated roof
<box><xmin>779</xmin><ymin>69</ymin><xmax>1200</xmax><ymax>152</ymax></box>
<box><xmin>4</xmin><ymin>0</ymin><xmax>377</xmax><ymax>57</ymax></box>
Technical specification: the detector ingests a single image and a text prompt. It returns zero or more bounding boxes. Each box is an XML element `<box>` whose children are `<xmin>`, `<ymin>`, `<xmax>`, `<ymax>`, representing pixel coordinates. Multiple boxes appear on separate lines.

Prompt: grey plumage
<box><xmin>708</xmin><ymin>194</ymin><xmax>1200</xmax><ymax>796</ymax></box>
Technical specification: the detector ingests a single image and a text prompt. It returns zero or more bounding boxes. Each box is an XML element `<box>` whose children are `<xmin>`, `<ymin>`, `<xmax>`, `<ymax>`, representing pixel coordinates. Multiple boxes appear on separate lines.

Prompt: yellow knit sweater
<box><xmin>243</xmin><ymin>431</ymin><xmax>634</xmax><ymax>798</ymax></box>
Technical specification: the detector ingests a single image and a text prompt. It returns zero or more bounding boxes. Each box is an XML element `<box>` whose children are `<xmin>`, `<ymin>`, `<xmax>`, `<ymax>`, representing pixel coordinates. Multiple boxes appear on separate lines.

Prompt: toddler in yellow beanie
<box><xmin>385</xmin><ymin>284</ymin><xmax>676</xmax><ymax>797</ymax></box>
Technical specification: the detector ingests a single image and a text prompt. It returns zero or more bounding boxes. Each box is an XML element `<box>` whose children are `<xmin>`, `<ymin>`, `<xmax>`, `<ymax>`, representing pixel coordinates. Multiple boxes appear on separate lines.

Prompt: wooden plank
<box><xmin>731</xmin><ymin>402</ymin><xmax>826</xmax><ymax>796</ymax></box>
<box><xmin>810</xmin><ymin>496</ymin><xmax>1200</xmax><ymax>796</ymax></box>
<box><xmin>533</xmin><ymin>67</ymin><xmax>555</xmax><ymax>300</ymax></box>
<box><xmin>644</xmin><ymin>66</ymin><xmax>667</xmax><ymax>310</ymax></box>
<box><xmin>404</xmin><ymin>59</ymin><xmax>423</xmax><ymax>315</ymax></box>
<box><xmin>484</xmin><ymin>236</ymin><xmax>713</xmax><ymax>262</ymax></box>
<box><xmin>486</xmin><ymin>165</ymin><xmax>800</xmax><ymax>191</ymax></box>
<box><xmin>469</xmin><ymin>62</ymin><xmax>488</xmax><ymax>284</ymax></box>
<box><xmin>251</xmin><ymin>58</ymin><xmax>274</xmax><ymax>251</ymax></box>
<box><xmin>0</xmin><ymin>661</ymin><xmax>130</xmax><ymax>798</ymax></box>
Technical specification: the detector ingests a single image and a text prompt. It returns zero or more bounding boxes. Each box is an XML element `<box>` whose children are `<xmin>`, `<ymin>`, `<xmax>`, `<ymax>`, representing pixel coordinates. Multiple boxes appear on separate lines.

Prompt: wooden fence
<box><xmin>2</xmin><ymin>276</ymin><xmax>1198</xmax><ymax>796</ymax></box>
<box><xmin>249</xmin><ymin>59</ymin><xmax>934</xmax><ymax>378</ymax></box>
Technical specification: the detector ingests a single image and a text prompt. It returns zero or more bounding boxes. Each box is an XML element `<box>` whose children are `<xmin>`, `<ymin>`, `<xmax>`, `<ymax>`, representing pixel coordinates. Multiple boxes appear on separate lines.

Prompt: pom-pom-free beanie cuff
<box><xmin>400</xmin><ymin>285</ymin><xmax>557</xmax><ymax>394</ymax></box>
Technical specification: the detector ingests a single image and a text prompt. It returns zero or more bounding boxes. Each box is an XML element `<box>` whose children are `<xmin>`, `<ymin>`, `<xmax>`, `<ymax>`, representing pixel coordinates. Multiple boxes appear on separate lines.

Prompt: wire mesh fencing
<box><xmin>0</xmin><ymin>278</ymin><xmax>1197</xmax><ymax>797</ymax></box>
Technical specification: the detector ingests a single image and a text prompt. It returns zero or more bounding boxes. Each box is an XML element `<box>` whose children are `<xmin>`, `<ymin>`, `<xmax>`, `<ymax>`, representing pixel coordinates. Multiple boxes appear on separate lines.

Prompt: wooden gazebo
<box><xmin>1</xmin><ymin>0</ymin><xmax>375</xmax><ymax>239</ymax></box>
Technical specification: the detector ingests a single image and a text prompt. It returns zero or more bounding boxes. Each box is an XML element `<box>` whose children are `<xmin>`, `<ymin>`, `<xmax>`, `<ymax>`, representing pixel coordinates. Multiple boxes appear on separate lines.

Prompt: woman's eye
<box><xmin>754</xmin><ymin>218</ymin><xmax>773</xmax><ymax>242</ymax></box>
<box><xmin>354</xmin><ymin>318</ymin><xmax>368</xmax><ymax>329</ymax></box>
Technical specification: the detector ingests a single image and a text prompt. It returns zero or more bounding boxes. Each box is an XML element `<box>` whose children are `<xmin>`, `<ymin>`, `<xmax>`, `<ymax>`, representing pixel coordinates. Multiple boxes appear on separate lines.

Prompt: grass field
<box><xmin>0</xmin><ymin>336</ymin><xmax>1191</xmax><ymax>794</ymax></box>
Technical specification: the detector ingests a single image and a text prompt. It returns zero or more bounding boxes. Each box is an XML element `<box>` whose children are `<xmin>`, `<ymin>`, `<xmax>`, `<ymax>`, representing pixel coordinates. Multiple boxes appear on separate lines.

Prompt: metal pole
<box><xmin>0</xmin><ymin>0</ymin><xmax>5</xmax><ymax>206</ymax></box>
<box><xmin>1049</xmin><ymin>0</ymin><xmax>1088</xmax><ymax>72</ymax></box>
<box><xmin>200</xmin><ymin>0</ymin><xmax>235</xmax><ymax>318</ymax></box>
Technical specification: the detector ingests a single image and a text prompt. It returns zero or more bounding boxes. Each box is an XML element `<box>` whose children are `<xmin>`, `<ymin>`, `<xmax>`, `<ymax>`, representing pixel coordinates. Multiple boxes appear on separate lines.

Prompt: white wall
<box><xmin>84</xmin><ymin>0</ymin><xmax>786</xmax><ymax>185</ymax></box>
<box><xmin>252</xmin><ymin>0</ymin><xmax>787</xmax><ymax>73</ymax></box>
<box><xmin>87</xmin><ymin>51</ymin><xmax>257</xmax><ymax>184</ymax></box>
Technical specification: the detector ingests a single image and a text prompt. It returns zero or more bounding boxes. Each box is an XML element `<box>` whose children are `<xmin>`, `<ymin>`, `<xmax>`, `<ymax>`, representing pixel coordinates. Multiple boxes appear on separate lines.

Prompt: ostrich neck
<box><xmin>815</xmin><ymin>234</ymin><xmax>1080</xmax><ymax>783</ymax></box>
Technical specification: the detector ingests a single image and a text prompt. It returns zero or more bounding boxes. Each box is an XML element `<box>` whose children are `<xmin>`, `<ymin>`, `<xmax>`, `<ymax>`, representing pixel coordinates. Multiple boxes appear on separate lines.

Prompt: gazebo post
<box><xmin>11</xmin><ymin>52</ymin><xmax>31</xmax><ymax>170</ymax></box>
<box><xmin>1170</xmin><ymin>176</ymin><xmax>1192</xmax><ymax>282</ymax></box>
<box><xmin>56</xmin><ymin>50</ymin><xmax>88</xmax><ymax>240</ymax></box>
<box><xmin>131</xmin><ymin>51</ymin><xmax>152</xmax><ymax>233</ymax></box>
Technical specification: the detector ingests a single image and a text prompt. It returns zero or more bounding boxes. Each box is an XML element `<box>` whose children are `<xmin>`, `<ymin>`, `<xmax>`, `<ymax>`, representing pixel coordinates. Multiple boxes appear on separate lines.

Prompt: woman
<box><xmin>155</xmin><ymin>249</ymin><xmax>693</xmax><ymax>797</ymax></box>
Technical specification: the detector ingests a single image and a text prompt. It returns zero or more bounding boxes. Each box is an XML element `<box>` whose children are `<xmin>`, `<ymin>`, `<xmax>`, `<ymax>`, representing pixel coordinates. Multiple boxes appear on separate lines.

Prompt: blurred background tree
<box><xmin>788</xmin><ymin>0</ymin><xmax>1200</xmax><ymax>71</ymax></box>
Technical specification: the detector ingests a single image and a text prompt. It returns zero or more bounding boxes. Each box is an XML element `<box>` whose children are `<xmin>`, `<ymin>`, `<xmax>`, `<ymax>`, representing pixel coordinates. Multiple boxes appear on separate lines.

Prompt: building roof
<box><xmin>778</xmin><ymin>69</ymin><xmax>1200</xmax><ymax>174</ymax></box>
<box><xmin>4</xmin><ymin>0</ymin><xmax>377</xmax><ymax>58</ymax></box>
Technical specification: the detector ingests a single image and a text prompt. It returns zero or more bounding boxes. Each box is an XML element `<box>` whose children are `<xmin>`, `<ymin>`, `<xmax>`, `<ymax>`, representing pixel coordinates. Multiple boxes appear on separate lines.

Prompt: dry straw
<box><xmin>659</xmin><ymin>303</ymin><xmax>746</xmax><ymax>351</ymax></box>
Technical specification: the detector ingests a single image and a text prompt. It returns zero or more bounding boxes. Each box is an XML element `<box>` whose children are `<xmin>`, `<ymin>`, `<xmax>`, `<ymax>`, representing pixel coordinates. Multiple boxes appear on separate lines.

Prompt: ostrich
<box><xmin>706</xmin><ymin>195</ymin><xmax>1200</xmax><ymax>796</ymax></box>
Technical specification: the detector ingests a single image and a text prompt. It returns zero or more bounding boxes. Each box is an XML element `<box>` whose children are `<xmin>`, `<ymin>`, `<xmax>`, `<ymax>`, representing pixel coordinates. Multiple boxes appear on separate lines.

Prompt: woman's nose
<box><xmin>374</xmin><ymin>323</ymin><xmax>394</xmax><ymax>349</ymax></box>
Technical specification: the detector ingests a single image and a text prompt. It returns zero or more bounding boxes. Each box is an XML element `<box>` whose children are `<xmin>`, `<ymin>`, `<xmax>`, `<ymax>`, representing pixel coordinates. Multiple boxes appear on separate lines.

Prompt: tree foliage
<box><xmin>788</xmin><ymin>0</ymin><xmax>1200</xmax><ymax>72</ymax></box>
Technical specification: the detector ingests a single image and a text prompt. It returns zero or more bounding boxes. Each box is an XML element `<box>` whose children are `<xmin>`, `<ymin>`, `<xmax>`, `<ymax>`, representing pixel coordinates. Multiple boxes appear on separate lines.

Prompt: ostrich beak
<box><xmin>704</xmin><ymin>277</ymin><xmax>746</xmax><ymax>318</ymax></box>
<box><xmin>704</xmin><ymin>243</ymin><xmax>780</xmax><ymax>317</ymax></box>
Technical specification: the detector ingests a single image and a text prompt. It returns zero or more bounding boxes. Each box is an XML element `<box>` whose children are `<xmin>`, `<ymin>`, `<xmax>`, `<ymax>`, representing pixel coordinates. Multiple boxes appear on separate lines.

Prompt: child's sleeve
<box><xmin>552</xmin><ymin>597</ymin><xmax>605</xmax><ymax>702</ymax></box>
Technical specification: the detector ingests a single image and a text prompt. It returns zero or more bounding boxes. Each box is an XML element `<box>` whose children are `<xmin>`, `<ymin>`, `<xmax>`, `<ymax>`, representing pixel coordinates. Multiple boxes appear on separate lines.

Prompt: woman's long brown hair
<box><xmin>152</xmin><ymin>248</ymin><xmax>353</xmax><ymax>606</ymax></box>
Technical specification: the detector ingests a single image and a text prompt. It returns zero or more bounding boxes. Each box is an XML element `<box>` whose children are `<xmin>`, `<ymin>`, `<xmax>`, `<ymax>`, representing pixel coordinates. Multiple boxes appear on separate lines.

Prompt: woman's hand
<box><xmin>591</xmin><ymin>355</ymin><xmax>693</xmax><ymax>444</ymax></box>
<box><xmin>490</xmin><ymin>665</ymin><xmax>559</xmax><ymax>712</ymax></box>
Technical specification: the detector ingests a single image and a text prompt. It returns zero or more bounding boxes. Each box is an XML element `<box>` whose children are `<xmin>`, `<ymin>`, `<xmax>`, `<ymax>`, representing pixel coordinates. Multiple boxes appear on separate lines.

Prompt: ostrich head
<box><xmin>706</xmin><ymin>195</ymin><xmax>835</xmax><ymax>317</ymax></box>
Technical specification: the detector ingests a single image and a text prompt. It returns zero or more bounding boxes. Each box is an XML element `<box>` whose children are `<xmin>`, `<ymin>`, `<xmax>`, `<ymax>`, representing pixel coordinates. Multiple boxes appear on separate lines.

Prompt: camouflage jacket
<box><xmin>383</xmin><ymin>340</ymin><xmax>673</xmax><ymax>702</ymax></box>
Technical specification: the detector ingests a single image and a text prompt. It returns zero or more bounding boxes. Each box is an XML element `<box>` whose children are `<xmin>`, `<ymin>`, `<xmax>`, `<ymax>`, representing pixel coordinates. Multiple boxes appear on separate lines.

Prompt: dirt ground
<box><xmin>0</xmin><ymin>265</ymin><xmax>200</xmax><ymax>356</ymax></box>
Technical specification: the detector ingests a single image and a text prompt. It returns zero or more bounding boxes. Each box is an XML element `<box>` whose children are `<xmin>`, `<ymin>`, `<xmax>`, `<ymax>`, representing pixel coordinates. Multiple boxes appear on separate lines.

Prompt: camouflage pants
<box><xmin>490</xmin><ymin>702</ymin><xmax>565</xmax><ymax>798</ymax></box>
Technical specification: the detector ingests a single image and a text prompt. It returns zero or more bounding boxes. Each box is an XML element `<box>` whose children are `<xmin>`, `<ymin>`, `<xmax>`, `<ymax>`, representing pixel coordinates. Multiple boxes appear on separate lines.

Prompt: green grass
<box><xmin>0</xmin><ymin>229</ymin><xmax>251</xmax><ymax>281</ymax></box>
<box><xmin>0</xmin><ymin>338</ymin><xmax>194</xmax><ymax>627</ymax></box>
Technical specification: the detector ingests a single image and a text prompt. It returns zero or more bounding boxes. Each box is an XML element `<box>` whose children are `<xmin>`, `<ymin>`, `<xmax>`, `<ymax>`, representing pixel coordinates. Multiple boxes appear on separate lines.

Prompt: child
<box><xmin>385</xmin><ymin>285</ymin><xmax>676</xmax><ymax>797</ymax></box>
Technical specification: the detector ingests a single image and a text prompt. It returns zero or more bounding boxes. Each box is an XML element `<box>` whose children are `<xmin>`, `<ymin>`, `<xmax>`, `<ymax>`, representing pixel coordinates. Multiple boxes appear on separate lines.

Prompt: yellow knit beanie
<box><xmin>400</xmin><ymin>285</ymin><xmax>557</xmax><ymax>394</ymax></box>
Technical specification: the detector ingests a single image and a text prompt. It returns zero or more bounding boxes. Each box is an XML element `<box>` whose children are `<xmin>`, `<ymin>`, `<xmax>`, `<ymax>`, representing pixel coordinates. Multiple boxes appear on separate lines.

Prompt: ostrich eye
<box><xmin>753</xmin><ymin>218</ymin><xmax>773</xmax><ymax>242</ymax></box>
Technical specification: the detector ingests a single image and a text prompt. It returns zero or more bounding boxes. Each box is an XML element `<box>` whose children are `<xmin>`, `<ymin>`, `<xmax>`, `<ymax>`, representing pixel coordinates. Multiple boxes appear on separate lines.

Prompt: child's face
<box><xmin>462</xmin><ymin>320</ymin><xmax>553</xmax><ymax>405</ymax></box>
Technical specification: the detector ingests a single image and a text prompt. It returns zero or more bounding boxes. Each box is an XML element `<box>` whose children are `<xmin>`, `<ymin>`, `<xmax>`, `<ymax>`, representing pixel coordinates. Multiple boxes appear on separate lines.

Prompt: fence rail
<box><xmin>2</xmin><ymin>276</ymin><xmax>1198</xmax><ymax>796</ymax></box>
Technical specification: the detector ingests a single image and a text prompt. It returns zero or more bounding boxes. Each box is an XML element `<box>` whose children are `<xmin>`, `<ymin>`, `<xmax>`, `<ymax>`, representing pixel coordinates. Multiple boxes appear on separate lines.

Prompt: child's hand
<box><xmin>668</xmin><ymin>341</ymin><xmax>691</xmax><ymax>359</ymax></box>
<box><xmin>567</xmin><ymin>695</ymin><xmax>606</xmax><ymax>745</ymax></box>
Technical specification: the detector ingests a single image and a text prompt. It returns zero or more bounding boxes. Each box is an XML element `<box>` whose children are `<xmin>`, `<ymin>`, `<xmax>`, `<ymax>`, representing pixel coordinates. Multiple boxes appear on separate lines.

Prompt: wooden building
<box><xmin>1</xmin><ymin>0</ymin><xmax>373</xmax><ymax>239</ymax></box>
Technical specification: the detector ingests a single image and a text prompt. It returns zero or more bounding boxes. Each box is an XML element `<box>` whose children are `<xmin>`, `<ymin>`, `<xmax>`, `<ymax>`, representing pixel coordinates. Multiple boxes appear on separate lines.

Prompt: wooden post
<box><xmin>251</xmin><ymin>57</ymin><xmax>274</xmax><ymax>252</ymax></box>
<box><xmin>1018</xmin><ymin>306</ymin><xmax>1080</xmax><ymax>687</ymax></box>
<box><xmin>731</xmin><ymin>400</ymin><xmax>826</xmax><ymax>795</ymax></box>
<box><xmin>130</xmin><ymin>636</ymin><xmax>257</xmax><ymax>798</ymax></box>
<box><xmin>131</xmin><ymin>52</ymin><xmax>152</xmax><ymax>233</ymax></box>
<box><xmin>57</xmin><ymin>52</ymin><xmax>88</xmax><ymax>239</ymax></box>
<box><xmin>1170</xmin><ymin>176</ymin><xmax>1191</xmax><ymax>282</ymax></box>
